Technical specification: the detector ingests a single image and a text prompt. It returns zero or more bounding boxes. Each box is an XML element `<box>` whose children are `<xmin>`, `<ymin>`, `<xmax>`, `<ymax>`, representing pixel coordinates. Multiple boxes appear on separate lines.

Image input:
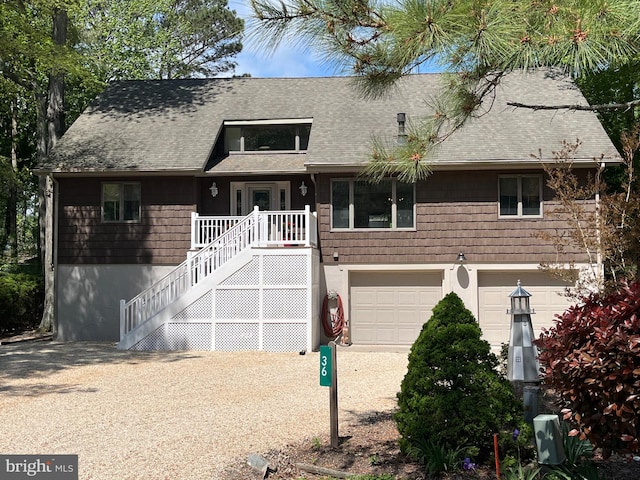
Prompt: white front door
<box><xmin>231</xmin><ymin>181</ymin><xmax>290</xmax><ymax>215</ymax></box>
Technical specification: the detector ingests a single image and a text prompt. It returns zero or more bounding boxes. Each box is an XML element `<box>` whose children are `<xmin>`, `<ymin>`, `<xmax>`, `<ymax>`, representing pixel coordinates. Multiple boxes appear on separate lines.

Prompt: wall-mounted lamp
<box><xmin>209</xmin><ymin>181</ymin><xmax>218</xmax><ymax>198</ymax></box>
<box><xmin>299</xmin><ymin>180</ymin><xmax>308</xmax><ymax>197</ymax></box>
<box><xmin>332</xmin><ymin>251</ymin><xmax>339</xmax><ymax>261</ymax></box>
<box><xmin>456</xmin><ymin>252</ymin><xmax>467</xmax><ymax>264</ymax></box>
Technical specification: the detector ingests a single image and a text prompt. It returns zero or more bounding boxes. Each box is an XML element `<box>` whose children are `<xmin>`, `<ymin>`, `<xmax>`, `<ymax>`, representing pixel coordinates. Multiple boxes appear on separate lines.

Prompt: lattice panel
<box><xmin>215</xmin><ymin>289</ymin><xmax>259</xmax><ymax>319</ymax></box>
<box><xmin>263</xmin><ymin>288</ymin><xmax>307</xmax><ymax>319</ymax></box>
<box><xmin>263</xmin><ymin>255</ymin><xmax>307</xmax><ymax>285</ymax></box>
<box><xmin>131</xmin><ymin>326</ymin><xmax>167</xmax><ymax>351</ymax></box>
<box><xmin>172</xmin><ymin>291</ymin><xmax>212</xmax><ymax>320</ymax></box>
<box><xmin>220</xmin><ymin>256</ymin><xmax>259</xmax><ymax>285</ymax></box>
<box><xmin>262</xmin><ymin>323</ymin><xmax>307</xmax><ymax>352</ymax></box>
<box><xmin>166</xmin><ymin>323</ymin><xmax>212</xmax><ymax>350</ymax></box>
<box><xmin>214</xmin><ymin>323</ymin><xmax>259</xmax><ymax>351</ymax></box>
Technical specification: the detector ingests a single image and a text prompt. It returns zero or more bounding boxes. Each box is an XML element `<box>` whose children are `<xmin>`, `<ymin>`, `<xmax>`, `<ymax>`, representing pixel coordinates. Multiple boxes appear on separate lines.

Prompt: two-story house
<box><xmin>36</xmin><ymin>70</ymin><xmax>619</xmax><ymax>352</ymax></box>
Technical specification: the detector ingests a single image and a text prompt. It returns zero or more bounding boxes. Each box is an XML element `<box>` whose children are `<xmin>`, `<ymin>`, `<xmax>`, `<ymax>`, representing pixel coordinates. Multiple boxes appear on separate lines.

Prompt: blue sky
<box><xmin>227</xmin><ymin>0</ymin><xmax>443</xmax><ymax>78</ymax></box>
<box><xmin>228</xmin><ymin>0</ymin><xmax>342</xmax><ymax>78</ymax></box>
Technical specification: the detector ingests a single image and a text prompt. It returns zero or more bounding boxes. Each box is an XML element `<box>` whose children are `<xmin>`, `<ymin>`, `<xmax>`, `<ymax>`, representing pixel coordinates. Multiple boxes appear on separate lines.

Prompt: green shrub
<box><xmin>535</xmin><ymin>281</ymin><xmax>640</xmax><ymax>457</ymax></box>
<box><xmin>395</xmin><ymin>292</ymin><xmax>522</xmax><ymax>461</ymax></box>
<box><xmin>0</xmin><ymin>271</ymin><xmax>43</xmax><ymax>333</ymax></box>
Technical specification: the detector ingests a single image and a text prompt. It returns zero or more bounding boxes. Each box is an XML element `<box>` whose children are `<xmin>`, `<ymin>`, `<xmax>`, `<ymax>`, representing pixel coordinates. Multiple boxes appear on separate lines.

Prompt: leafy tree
<box><xmin>0</xmin><ymin>0</ymin><xmax>245</xmax><ymax>333</ymax></box>
<box><xmin>395</xmin><ymin>292</ymin><xmax>521</xmax><ymax>462</ymax></box>
<box><xmin>78</xmin><ymin>0</ymin><xmax>243</xmax><ymax>81</ymax></box>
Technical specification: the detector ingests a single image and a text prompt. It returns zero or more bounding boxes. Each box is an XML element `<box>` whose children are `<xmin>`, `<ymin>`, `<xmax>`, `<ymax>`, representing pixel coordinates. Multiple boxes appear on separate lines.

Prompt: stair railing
<box><xmin>120</xmin><ymin>207</ymin><xmax>259</xmax><ymax>338</ymax></box>
<box><xmin>119</xmin><ymin>206</ymin><xmax>317</xmax><ymax>339</ymax></box>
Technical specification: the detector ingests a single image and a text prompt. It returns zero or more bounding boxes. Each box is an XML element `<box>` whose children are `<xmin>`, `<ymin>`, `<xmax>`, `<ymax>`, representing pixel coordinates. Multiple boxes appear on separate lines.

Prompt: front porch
<box><xmin>118</xmin><ymin>206</ymin><xmax>320</xmax><ymax>352</ymax></box>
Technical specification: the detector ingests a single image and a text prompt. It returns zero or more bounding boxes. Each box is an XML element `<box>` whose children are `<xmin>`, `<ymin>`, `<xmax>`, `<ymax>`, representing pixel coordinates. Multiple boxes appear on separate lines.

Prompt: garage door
<box><xmin>350</xmin><ymin>271</ymin><xmax>443</xmax><ymax>345</ymax></box>
<box><xmin>478</xmin><ymin>271</ymin><xmax>573</xmax><ymax>351</ymax></box>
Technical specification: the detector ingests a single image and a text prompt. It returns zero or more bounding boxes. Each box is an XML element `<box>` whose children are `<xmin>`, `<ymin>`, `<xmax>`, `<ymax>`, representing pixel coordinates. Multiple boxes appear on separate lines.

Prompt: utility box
<box><xmin>533</xmin><ymin>414</ymin><xmax>566</xmax><ymax>465</ymax></box>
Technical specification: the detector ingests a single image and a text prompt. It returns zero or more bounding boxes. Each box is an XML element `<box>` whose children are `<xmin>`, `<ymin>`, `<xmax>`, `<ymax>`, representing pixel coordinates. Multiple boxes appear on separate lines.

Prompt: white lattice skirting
<box><xmin>130</xmin><ymin>321</ymin><xmax>308</xmax><ymax>352</ymax></box>
<box><xmin>129</xmin><ymin>251</ymin><xmax>316</xmax><ymax>352</ymax></box>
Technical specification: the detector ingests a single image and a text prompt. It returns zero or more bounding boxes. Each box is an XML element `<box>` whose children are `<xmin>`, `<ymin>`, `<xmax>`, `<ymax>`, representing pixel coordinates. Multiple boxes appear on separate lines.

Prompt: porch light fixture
<box><xmin>456</xmin><ymin>252</ymin><xmax>466</xmax><ymax>264</ymax></box>
<box><xmin>299</xmin><ymin>180</ymin><xmax>308</xmax><ymax>197</ymax></box>
<box><xmin>209</xmin><ymin>181</ymin><xmax>218</xmax><ymax>198</ymax></box>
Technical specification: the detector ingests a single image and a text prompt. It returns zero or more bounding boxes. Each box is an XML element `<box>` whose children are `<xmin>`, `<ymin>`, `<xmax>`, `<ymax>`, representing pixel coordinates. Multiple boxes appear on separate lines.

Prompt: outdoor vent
<box><xmin>397</xmin><ymin>112</ymin><xmax>407</xmax><ymax>145</ymax></box>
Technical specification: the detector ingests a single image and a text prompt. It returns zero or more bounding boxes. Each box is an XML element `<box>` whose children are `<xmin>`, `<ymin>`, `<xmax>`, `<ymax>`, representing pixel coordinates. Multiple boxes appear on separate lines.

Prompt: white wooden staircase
<box><xmin>117</xmin><ymin>206</ymin><xmax>319</xmax><ymax>352</ymax></box>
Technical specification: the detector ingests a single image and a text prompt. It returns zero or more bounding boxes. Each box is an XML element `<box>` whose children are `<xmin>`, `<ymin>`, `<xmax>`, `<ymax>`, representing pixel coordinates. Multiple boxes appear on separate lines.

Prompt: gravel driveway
<box><xmin>0</xmin><ymin>341</ymin><xmax>408</xmax><ymax>479</ymax></box>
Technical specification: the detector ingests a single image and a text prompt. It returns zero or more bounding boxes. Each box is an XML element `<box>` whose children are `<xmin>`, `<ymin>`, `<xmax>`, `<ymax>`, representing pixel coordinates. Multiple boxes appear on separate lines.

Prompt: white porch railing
<box><xmin>191</xmin><ymin>214</ymin><xmax>244</xmax><ymax>249</ymax></box>
<box><xmin>190</xmin><ymin>207</ymin><xmax>317</xmax><ymax>249</ymax></box>
<box><xmin>120</xmin><ymin>206</ymin><xmax>317</xmax><ymax>339</ymax></box>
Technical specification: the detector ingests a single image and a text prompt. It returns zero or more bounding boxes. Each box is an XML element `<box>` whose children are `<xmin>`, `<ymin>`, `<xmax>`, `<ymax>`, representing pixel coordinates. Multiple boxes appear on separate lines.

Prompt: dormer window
<box><xmin>223</xmin><ymin>119</ymin><xmax>312</xmax><ymax>153</ymax></box>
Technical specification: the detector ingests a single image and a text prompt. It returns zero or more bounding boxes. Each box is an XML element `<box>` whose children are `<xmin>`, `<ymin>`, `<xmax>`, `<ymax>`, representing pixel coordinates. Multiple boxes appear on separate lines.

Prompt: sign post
<box><xmin>319</xmin><ymin>341</ymin><xmax>338</xmax><ymax>447</ymax></box>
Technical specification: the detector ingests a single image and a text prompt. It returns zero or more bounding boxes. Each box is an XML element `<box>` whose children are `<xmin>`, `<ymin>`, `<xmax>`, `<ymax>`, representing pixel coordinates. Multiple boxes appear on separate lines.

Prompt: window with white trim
<box><xmin>499</xmin><ymin>175</ymin><xmax>542</xmax><ymax>217</ymax></box>
<box><xmin>102</xmin><ymin>183</ymin><xmax>141</xmax><ymax>222</ymax></box>
<box><xmin>331</xmin><ymin>179</ymin><xmax>415</xmax><ymax>229</ymax></box>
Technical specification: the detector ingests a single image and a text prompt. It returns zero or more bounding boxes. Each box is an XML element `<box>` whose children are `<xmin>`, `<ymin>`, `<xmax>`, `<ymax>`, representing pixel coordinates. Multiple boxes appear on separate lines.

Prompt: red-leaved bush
<box><xmin>535</xmin><ymin>281</ymin><xmax>640</xmax><ymax>458</ymax></box>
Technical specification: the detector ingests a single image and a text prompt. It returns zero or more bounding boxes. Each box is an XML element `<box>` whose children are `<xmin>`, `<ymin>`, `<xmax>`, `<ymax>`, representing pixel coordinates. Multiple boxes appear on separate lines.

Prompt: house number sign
<box><xmin>319</xmin><ymin>342</ymin><xmax>339</xmax><ymax>447</ymax></box>
<box><xmin>319</xmin><ymin>345</ymin><xmax>332</xmax><ymax>386</ymax></box>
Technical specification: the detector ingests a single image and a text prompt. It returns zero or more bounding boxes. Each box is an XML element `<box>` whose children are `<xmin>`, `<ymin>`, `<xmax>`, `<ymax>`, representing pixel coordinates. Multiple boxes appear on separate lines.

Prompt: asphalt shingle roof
<box><xmin>39</xmin><ymin>71</ymin><xmax>619</xmax><ymax>174</ymax></box>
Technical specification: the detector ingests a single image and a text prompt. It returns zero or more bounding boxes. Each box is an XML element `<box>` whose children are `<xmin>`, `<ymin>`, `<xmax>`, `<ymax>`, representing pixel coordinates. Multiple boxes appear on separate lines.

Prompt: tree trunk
<box><xmin>38</xmin><ymin>7</ymin><xmax>67</xmax><ymax>334</ymax></box>
<box><xmin>6</xmin><ymin>99</ymin><xmax>19</xmax><ymax>261</ymax></box>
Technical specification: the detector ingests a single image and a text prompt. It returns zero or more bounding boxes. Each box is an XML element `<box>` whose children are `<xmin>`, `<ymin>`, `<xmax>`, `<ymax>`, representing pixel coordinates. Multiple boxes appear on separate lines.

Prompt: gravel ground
<box><xmin>0</xmin><ymin>341</ymin><xmax>408</xmax><ymax>479</ymax></box>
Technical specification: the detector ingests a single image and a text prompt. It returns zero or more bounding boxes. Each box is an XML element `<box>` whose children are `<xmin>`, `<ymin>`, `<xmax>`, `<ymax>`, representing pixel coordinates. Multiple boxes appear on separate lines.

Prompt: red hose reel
<box><xmin>321</xmin><ymin>291</ymin><xmax>345</xmax><ymax>338</ymax></box>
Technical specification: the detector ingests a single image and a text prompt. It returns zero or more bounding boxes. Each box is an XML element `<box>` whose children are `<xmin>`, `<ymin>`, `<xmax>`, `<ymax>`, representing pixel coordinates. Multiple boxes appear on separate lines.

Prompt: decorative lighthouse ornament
<box><xmin>507</xmin><ymin>280</ymin><xmax>540</xmax><ymax>383</ymax></box>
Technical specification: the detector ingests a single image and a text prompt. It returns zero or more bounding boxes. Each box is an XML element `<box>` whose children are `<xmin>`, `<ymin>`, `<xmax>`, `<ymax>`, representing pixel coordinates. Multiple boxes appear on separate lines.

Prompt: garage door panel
<box><xmin>350</xmin><ymin>271</ymin><xmax>442</xmax><ymax>345</ymax></box>
<box><xmin>352</xmin><ymin>291</ymin><xmax>376</xmax><ymax>305</ymax></box>
<box><xmin>398</xmin><ymin>328</ymin><xmax>419</xmax><ymax>344</ymax></box>
<box><xmin>478</xmin><ymin>272</ymin><xmax>572</xmax><ymax>351</ymax></box>
<box><xmin>398</xmin><ymin>290</ymin><xmax>419</xmax><ymax>304</ymax></box>
<box><xmin>376</xmin><ymin>290</ymin><xmax>397</xmax><ymax>305</ymax></box>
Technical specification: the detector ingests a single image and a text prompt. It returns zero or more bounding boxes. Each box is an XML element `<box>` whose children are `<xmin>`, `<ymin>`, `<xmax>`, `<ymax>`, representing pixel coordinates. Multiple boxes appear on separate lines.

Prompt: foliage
<box><xmin>77</xmin><ymin>0</ymin><xmax>244</xmax><ymax>81</ymax></box>
<box><xmin>249</xmin><ymin>0</ymin><xmax>640</xmax><ymax>182</ymax></box>
<box><xmin>497</xmin><ymin>424</ymin><xmax>536</xmax><ymax>469</ymax></box>
<box><xmin>535</xmin><ymin>281</ymin><xmax>640</xmax><ymax>458</ymax></box>
<box><xmin>535</xmin><ymin>135</ymin><xmax>640</xmax><ymax>295</ymax></box>
<box><xmin>0</xmin><ymin>270</ymin><xmax>43</xmax><ymax>333</ymax></box>
<box><xmin>395</xmin><ymin>292</ymin><xmax>522</xmax><ymax>462</ymax></box>
<box><xmin>405</xmin><ymin>439</ymin><xmax>465</xmax><ymax>477</ymax></box>
<box><xmin>546</xmin><ymin>423</ymin><xmax>599</xmax><ymax>480</ymax></box>
<box><xmin>502</xmin><ymin>463</ymin><xmax>541</xmax><ymax>480</ymax></box>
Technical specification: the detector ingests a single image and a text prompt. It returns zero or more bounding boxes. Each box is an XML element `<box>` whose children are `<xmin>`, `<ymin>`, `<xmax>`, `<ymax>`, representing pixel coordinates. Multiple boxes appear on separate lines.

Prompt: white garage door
<box><xmin>350</xmin><ymin>271</ymin><xmax>443</xmax><ymax>345</ymax></box>
<box><xmin>478</xmin><ymin>271</ymin><xmax>573</xmax><ymax>351</ymax></box>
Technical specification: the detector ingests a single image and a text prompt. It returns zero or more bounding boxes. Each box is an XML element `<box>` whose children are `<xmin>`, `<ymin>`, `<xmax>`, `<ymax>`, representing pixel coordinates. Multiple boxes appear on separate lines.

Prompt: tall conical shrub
<box><xmin>395</xmin><ymin>292</ymin><xmax>521</xmax><ymax>459</ymax></box>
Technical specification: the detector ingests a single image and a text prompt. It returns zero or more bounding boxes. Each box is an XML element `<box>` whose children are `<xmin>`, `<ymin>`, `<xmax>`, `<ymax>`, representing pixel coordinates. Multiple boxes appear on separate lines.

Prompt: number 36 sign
<box><xmin>319</xmin><ymin>345</ymin><xmax>333</xmax><ymax>386</ymax></box>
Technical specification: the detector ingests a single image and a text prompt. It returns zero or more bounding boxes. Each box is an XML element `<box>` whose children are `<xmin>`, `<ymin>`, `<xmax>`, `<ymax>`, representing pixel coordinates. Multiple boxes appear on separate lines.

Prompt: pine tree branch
<box><xmin>507</xmin><ymin>98</ymin><xmax>640</xmax><ymax>112</ymax></box>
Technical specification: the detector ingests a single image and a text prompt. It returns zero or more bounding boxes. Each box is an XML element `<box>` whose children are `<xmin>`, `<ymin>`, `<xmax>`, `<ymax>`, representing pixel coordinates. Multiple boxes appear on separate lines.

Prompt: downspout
<box><xmin>51</xmin><ymin>173</ymin><xmax>60</xmax><ymax>338</ymax></box>
<box><xmin>595</xmin><ymin>162</ymin><xmax>605</xmax><ymax>290</ymax></box>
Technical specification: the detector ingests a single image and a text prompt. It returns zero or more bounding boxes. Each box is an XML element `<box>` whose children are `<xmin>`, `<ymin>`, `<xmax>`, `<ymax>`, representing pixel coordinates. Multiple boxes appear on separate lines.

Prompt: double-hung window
<box><xmin>499</xmin><ymin>175</ymin><xmax>542</xmax><ymax>217</ymax></box>
<box><xmin>102</xmin><ymin>182</ymin><xmax>141</xmax><ymax>222</ymax></box>
<box><xmin>331</xmin><ymin>179</ymin><xmax>415</xmax><ymax>229</ymax></box>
